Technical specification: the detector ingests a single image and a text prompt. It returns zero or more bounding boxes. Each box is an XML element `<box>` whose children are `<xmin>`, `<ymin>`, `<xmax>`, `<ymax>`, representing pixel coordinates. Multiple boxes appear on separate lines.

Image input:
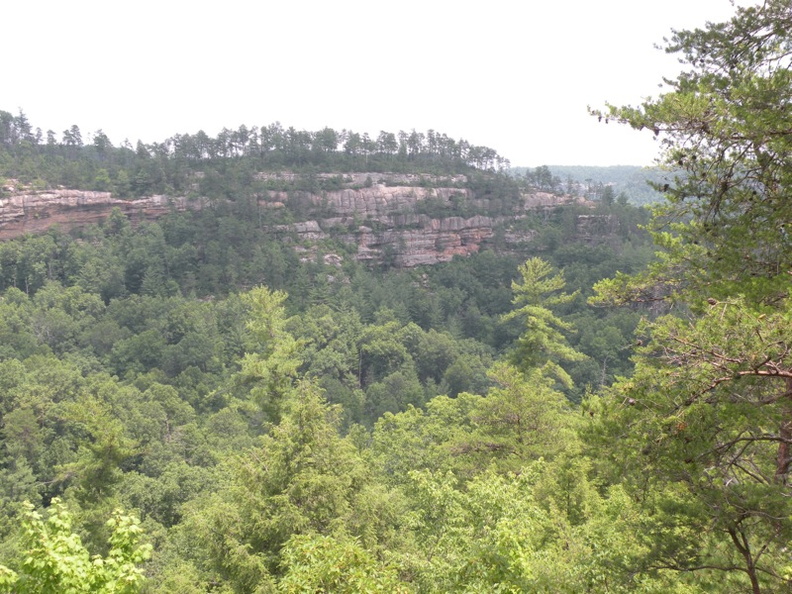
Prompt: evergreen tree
<box><xmin>589</xmin><ymin>2</ymin><xmax>792</xmax><ymax>591</ymax></box>
<box><xmin>502</xmin><ymin>257</ymin><xmax>585</xmax><ymax>388</ymax></box>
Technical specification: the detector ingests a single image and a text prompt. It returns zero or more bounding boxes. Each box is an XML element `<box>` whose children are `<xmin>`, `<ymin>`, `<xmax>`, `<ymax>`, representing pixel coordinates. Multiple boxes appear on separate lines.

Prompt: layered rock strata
<box><xmin>0</xmin><ymin>189</ymin><xmax>204</xmax><ymax>240</ymax></box>
<box><xmin>0</xmin><ymin>176</ymin><xmax>592</xmax><ymax>266</ymax></box>
<box><xmin>278</xmin><ymin>213</ymin><xmax>525</xmax><ymax>267</ymax></box>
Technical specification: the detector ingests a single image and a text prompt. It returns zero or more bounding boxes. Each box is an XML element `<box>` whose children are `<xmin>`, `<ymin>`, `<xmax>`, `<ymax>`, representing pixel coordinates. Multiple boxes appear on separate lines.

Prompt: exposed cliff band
<box><xmin>0</xmin><ymin>175</ymin><xmax>597</xmax><ymax>267</ymax></box>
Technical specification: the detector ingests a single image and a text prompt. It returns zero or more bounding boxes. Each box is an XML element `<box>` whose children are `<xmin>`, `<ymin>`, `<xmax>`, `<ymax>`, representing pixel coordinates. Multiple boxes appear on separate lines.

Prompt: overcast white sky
<box><xmin>4</xmin><ymin>0</ymin><xmax>746</xmax><ymax>167</ymax></box>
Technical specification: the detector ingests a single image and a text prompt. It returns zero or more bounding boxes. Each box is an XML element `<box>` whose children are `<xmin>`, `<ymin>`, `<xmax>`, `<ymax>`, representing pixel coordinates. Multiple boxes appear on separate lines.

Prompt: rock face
<box><xmin>0</xmin><ymin>175</ymin><xmax>594</xmax><ymax>267</ymax></box>
<box><xmin>262</xmin><ymin>180</ymin><xmax>545</xmax><ymax>266</ymax></box>
<box><xmin>0</xmin><ymin>188</ymin><xmax>204</xmax><ymax>240</ymax></box>
<box><xmin>279</xmin><ymin>213</ymin><xmax>516</xmax><ymax>267</ymax></box>
<box><xmin>575</xmin><ymin>214</ymin><xmax>621</xmax><ymax>245</ymax></box>
<box><xmin>265</xmin><ymin>185</ymin><xmax>472</xmax><ymax>218</ymax></box>
<box><xmin>261</xmin><ymin>182</ymin><xmax>598</xmax><ymax>266</ymax></box>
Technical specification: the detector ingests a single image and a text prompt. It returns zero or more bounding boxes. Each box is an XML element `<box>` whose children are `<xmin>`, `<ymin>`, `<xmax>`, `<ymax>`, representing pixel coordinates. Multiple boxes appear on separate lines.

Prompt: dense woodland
<box><xmin>534</xmin><ymin>165</ymin><xmax>667</xmax><ymax>205</ymax></box>
<box><xmin>2</xmin><ymin>1</ymin><xmax>792</xmax><ymax>592</ymax></box>
<box><xmin>0</xmin><ymin>114</ymin><xmax>512</xmax><ymax>198</ymax></box>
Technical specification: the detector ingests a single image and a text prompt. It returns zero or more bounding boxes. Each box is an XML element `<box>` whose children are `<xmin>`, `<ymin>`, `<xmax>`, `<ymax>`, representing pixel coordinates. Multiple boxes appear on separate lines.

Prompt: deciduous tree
<box><xmin>0</xmin><ymin>499</ymin><xmax>150</xmax><ymax>594</ymax></box>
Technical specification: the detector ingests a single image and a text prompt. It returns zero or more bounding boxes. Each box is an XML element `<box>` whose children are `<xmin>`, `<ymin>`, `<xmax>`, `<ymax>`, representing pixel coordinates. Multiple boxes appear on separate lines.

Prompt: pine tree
<box><xmin>589</xmin><ymin>2</ymin><xmax>792</xmax><ymax>591</ymax></box>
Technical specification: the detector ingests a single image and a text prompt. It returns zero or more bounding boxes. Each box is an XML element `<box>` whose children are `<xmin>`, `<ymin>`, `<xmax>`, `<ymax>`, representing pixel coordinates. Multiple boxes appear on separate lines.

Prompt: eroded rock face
<box><xmin>575</xmin><ymin>214</ymin><xmax>620</xmax><ymax>239</ymax></box>
<box><xmin>0</xmin><ymin>189</ymin><xmax>204</xmax><ymax>240</ymax></box>
<box><xmin>255</xmin><ymin>172</ymin><xmax>468</xmax><ymax>187</ymax></box>
<box><xmin>284</xmin><ymin>214</ymin><xmax>517</xmax><ymax>267</ymax></box>
<box><xmin>0</xmin><ymin>175</ymin><xmax>588</xmax><ymax>266</ymax></box>
<box><xmin>264</xmin><ymin>185</ymin><xmax>472</xmax><ymax>218</ymax></box>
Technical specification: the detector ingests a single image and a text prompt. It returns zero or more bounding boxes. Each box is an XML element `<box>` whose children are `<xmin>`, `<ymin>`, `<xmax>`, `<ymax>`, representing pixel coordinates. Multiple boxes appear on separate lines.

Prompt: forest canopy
<box><xmin>1</xmin><ymin>1</ymin><xmax>792</xmax><ymax>592</ymax></box>
<box><xmin>0</xmin><ymin>114</ymin><xmax>510</xmax><ymax>199</ymax></box>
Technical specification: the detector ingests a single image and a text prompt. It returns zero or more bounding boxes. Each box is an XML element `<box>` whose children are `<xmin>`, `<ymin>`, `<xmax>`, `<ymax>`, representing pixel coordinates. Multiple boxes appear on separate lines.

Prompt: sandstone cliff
<box><xmin>0</xmin><ymin>188</ymin><xmax>205</xmax><ymax>240</ymax></box>
<box><xmin>0</xmin><ymin>175</ymin><xmax>596</xmax><ymax>267</ymax></box>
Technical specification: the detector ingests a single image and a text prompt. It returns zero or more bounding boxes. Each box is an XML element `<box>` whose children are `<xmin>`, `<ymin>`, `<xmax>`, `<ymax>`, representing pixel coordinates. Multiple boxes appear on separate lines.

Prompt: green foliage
<box><xmin>0</xmin><ymin>201</ymin><xmax>701</xmax><ymax>593</ymax></box>
<box><xmin>587</xmin><ymin>2</ymin><xmax>792</xmax><ymax>591</ymax></box>
<box><xmin>278</xmin><ymin>533</ymin><xmax>410</xmax><ymax>593</ymax></box>
<box><xmin>234</xmin><ymin>286</ymin><xmax>302</xmax><ymax>424</ymax></box>
<box><xmin>586</xmin><ymin>298</ymin><xmax>792</xmax><ymax>590</ymax></box>
<box><xmin>371</xmin><ymin>362</ymin><xmax>579</xmax><ymax>479</ymax></box>
<box><xmin>502</xmin><ymin>257</ymin><xmax>586</xmax><ymax>388</ymax></box>
<box><xmin>393</xmin><ymin>463</ymin><xmax>690</xmax><ymax>593</ymax></box>
<box><xmin>58</xmin><ymin>393</ymin><xmax>138</xmax><ymax>504</ymax></box>
<box><xmin>462</xmin><ymin>363</ymin><xmax>579</xmax><ymax>472</ymax></box>
<box><xmin>178</xmin><ymin>381</ymin><xmax>403</xmax><ymax>591</ymax></box>
<box><xmin>370</xmin><ymin>394</ymin><xmax>480</xmax><ymax>481</ymax></box>
<box><xmin>0</xmin><ymin>498</ymin><xmax>150</xmax><ymax>593</ymax></box>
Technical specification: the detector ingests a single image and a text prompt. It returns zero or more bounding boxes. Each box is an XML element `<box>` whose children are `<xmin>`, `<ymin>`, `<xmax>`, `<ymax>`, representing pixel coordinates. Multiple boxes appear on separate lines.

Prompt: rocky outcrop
<box><xmin>575</xmin><ymin>214</ymin><xmax>622</xmax><ymax>245</ymax></box>
<box><xmin>0</xmin><ymin>175</ymin><xmax>591</xmax><ymax>266</ymax></box>
<box><xmin>264</xmin><ymin>185</ymin><xmax>472</xmax><ymax>218</ymax></box>
<box><xmin>358</xmin><ymin>215</ymin><xmax>508</xmax><ymax>267</ymax></box>
<box><xmin>0</xmin><ymin>188</ymin><xmax>204</xmax><ymax>240</ymax></box>
<box><xmin>263</xmin><ymin>185</ymin><xmax>585</xmax><ymax>265</ymax></box>
<box><xmin>256</xmin><ymin>172</ymin><xmax>468</xmax><ymax>187</ymax></box>
<box><xmin>277</xmin><ymin>214</ymin><xmax>533</xmax><ymax>267</ymax></box>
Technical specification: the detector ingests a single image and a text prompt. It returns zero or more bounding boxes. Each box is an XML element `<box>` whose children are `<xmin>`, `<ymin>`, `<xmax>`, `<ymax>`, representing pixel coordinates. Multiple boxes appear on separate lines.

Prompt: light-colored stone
<box><xmin>0</xmin><ymin>175</ymin><xmax>593</xmax><ymax>267</ymax></box>
<box><xmin>0</xmin><ymin>188</ymin><xmax>205</xmax><ymax>240</ymax></box>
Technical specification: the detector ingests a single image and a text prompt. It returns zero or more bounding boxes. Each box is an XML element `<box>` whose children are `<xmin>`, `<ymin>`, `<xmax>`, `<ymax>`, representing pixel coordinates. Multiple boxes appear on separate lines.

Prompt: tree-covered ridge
<box><xmin>0</xmin><ymin>167</ymin><xmax>652</xmax><ymax>590</ymax></box>
<box><xmin>0</xmin><ymin>112</ymin><xmax>510</xmax><ymax>199</ymax></box>
<box><xmin>3</xmin><ymin>1</ymin><xmax>791</xmax><ymax>591</ymax></box>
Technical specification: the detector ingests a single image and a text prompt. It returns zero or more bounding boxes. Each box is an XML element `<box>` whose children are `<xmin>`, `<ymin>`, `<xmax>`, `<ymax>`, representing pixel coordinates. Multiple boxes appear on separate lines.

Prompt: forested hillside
<box><xmin>542</xmin><ymin>165</ymin><xmax>668</xmax><ymax>205</ymax></box>
<box><xmin>2</xmin><ymin>1</ymin><xmax>792</xmax><ymax>592</ymax></box>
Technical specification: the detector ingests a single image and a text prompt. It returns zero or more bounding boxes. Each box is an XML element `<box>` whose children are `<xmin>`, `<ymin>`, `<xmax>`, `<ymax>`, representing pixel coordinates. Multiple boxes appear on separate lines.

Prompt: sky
<box><xmin>4</xmin><ymin>0</ymin><xmax>746</xmax><ymax>167</ymax></box>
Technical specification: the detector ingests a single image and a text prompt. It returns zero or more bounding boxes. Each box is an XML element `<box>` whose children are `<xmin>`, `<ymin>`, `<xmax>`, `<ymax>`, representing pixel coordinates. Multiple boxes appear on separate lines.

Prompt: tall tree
<box><xmin>592</xmin><ymin>0</ymin><xmax>792</xmax><ymax>304</ymax></box>
<box><xmin>502</xmin><ymin>257</ymin><xmax>585</xmax><ymax>387</ymax></box>
<box><xmin>589</xmin><ymin>2</ymin><xmax>792</xmax><ymax>591</ymax></box>
<box><xmin>234</xmin><ymin>286</ymin><xmax>302</xmax><ymax>424</ymax></box>
<box><xmin>62</xmin><ymin>125</ymin><xmax>83</xmax><ymax>148</ymax></box>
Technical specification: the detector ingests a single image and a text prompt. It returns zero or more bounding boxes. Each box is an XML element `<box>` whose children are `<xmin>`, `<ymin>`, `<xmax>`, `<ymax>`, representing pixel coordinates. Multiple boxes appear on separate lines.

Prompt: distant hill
<box><xmin>512</xmin><ymin>165</ymin><xmax>672</xmax><ymax>205</ymax></box>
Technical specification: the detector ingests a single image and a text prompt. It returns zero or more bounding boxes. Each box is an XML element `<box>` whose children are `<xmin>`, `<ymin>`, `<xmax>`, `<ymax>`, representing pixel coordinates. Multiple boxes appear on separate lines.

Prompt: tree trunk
<box><xmin>728</xmin><ymin>527</ymin><xmax>761</xmax><ymax>594</ymax></box>
<box><xmin>775</xmin><ymin>377</ymin><xmax>792</xmax><ymax>484</ymax></box>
